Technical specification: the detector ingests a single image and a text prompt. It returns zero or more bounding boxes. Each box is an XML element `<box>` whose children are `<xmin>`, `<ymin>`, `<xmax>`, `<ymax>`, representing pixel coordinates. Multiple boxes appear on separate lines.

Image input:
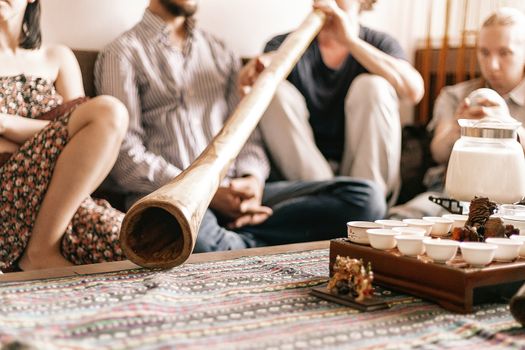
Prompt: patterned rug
<box><xmin>0</xmin><ymin>249</ymin><xmax>524</xmax><ymax>349</ymax></box>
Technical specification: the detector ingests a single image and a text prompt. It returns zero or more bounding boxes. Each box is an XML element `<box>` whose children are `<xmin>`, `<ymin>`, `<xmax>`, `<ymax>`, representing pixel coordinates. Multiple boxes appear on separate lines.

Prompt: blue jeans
<box><xmin>193</xmin><ymin>177</ymin><xmax>385</xmax><ymax>252</ymax></box>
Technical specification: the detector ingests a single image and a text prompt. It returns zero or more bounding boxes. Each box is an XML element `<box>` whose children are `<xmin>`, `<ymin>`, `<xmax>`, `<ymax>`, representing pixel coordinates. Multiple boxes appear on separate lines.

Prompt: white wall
<box><xmin>40</xmin><ymin>0</ymin><xmax>424</xmax><ymax>60</ymax></box>
<box><xmin>41</xmin><ymin>0</ymin><xmax>312</xmax><ymax>57</ymax></box>
<box><xmin>41</xmin><ymin>0</ymin><xmax>148</xmax><ymax>51</ymax></box>
<box><xmin>41</xmin><ymin>0</ymin><xmax>525</xmax><ymax>59</ymax></box>
<box><xmin>40</xmin><ymin>0</ymin><xmax>525</xmax><ymax>124</ymax></box>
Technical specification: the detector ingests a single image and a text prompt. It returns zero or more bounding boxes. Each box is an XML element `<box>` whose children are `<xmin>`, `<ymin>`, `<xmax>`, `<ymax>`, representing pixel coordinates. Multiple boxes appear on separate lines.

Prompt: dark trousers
<box><xmin>193</xmin><ymin>177</ymin><xmax>386</xmax><ymax>252</ymax></box>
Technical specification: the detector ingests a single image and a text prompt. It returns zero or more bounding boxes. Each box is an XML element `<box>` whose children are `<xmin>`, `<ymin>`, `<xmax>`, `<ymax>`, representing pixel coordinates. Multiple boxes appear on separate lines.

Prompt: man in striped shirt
<box><xmin>95</xmin><ymin>0</ymin><xmax>386</xmax><ymax>252</ymax></box>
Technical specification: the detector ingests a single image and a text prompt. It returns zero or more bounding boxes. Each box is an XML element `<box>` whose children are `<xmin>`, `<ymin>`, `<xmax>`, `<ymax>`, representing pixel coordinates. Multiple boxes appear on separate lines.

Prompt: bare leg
<box><xmin>0</xmin><ymin>137</ymin><xmax>19</xmax><ymax>153</ymax></box>
<box><xmin>18</xmin><ymin>96</ymin><xmax>128</xmax><ymax>270</ymax></box>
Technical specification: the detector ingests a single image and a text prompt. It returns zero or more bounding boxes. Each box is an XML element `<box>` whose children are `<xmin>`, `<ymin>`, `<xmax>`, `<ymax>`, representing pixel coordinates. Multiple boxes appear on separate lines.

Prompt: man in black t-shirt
<box><xmin>240</xmin><ymin>0</ymin><xmax>423</xmax><ymax>204</ymax></box>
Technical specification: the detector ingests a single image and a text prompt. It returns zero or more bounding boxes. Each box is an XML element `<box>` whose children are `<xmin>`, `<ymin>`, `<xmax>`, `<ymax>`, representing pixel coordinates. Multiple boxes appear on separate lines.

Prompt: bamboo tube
<box><xmin>455</xmin><ymin>0</ymin><xmax>469</xmax><ymax>83</ymax></box>
<box><xmin>435</xmin><ymin>0</ymin><xmax>452</xmax><ymax>95</ymax></box>
<box><xmin>418</xmin><ymin>0</ymin><xmax>434</xmax><ymax>125</ymax></box>
<box><xmin>119</xmin><ymin>10</ymin><xmax>326</xmax><ymax>268</ymax></box>
<box><xmin>468</xmin><ymin>4</ymin><xmax>481</xmax><ymax>80</ymax></box>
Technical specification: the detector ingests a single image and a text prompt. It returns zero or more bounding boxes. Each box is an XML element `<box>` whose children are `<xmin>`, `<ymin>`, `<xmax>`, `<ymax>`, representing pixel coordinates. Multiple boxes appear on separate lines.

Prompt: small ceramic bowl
<box><xmin>374</xmin><ymin>219</ymin><xmax>408</xmax><ymax>229</ymax></box>
<box><xmin>498</xmin><ymin>204</ymin><xmax>525</xmax><ymax>217</ymax></box>
<box><xmin>367</xmin><ymin>229</ymin><xmax>397</xmax><ymax>250</ymax></box>
<box><xmin>460</xmin><ymin>242</ymin><xmax>497</xmax><ymax>267</ymax></box>
<box><xmin>423</xmin><ymin>239</ymin><xmax>459</xmax><ymax>263</ymax></box>
<box><xmin>509</xmin><ymin>235</ymin><xmax>525</xmax><ymax>256</ymax></box>
<box><xmin>392</xmin><ymin>226</ymin><xmax>426</xmax><ymax>237</ymax></box>
<box><xmin>442</xmin><ymin>214</ymin><xmax>468</xmax><ymax>230</ymax></box>
<box><xmin>422</xmin><ymin>216</ymin><xmax>454</xmax><ymax>237</ymax></box>
<box><xmin>402</xmin><ymin>219</ymin><xmax>433</xmax><ymax>236</ymax></box>
<box><xmin>502</xmin><ymin>216</ymin><xmax>525</xmax><ymax>234</ymax></box>
<box><xmin>395</xmin><ymin>235</ymin><xmax>426</xmax><ymax>257</ymax></box>
<box><xmin>485</xmin><ymin>237</ymin><xmax>523</xmax><ymax>262</ymax></box>
<box><xmin>347</xmin><ymin>221</ymin><xmax>382</xmax><ymax>245</ymax></box>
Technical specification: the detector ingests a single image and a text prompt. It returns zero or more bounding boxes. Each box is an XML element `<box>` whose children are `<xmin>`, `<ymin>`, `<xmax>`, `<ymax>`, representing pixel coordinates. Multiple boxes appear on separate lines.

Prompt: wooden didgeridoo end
<box><xmin>119</xmin><ymin>163</ymin><xmax>219</xmax><ymax>269</ymax></box>
<box><xmin>510</xmin><ymin>283</ymin><xmax>525</xmax><ymax>326</ymax></box>
<box><xmin>119</xmin><ymin>203</ymin><xmax>190</xmax><ymax>269</ymax></box>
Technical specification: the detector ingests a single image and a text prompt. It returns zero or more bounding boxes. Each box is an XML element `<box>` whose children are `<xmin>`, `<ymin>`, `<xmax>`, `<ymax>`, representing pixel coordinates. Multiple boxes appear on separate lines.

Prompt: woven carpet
<box><xmin>0</xmin><ymin>249</ymin><xmax>524</xmax><ymax>349</ymax></box>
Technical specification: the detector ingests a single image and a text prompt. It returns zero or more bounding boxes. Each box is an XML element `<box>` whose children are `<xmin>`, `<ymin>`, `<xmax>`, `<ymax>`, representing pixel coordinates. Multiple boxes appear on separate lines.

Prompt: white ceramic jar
<box><xmin>445</xmin><ymin>118</ymin><xmax>525</xmax><ymax>204</ymax></box>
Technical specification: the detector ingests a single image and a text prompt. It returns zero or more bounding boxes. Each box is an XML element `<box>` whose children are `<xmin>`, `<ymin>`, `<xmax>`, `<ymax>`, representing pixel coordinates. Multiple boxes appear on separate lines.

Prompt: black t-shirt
<box><xmin>264</xmin><ymin>26</ymin><xmax>406</xmax><ymax>162</ymax></box>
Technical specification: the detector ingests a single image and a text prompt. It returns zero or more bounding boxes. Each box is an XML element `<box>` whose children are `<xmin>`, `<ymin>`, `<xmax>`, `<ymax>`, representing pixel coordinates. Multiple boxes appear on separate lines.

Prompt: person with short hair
<box><xmin>241</xmin><ymin>0</ymin><xmax>424</xmax><ymax>205</ymax></box>
<box><xmin>96</xmin><ymin>0</ymin><xmax>387</xmax><ymax>252</ymax></box>
<box><xmin>389</xmin><ymin>7</ymin><xmax>525</xmax><ymax>219</ymax></box>
<box><xmin>430</xmin><ymin>7</ymin><xmax>525</xmax><ymax>163</ymax></box>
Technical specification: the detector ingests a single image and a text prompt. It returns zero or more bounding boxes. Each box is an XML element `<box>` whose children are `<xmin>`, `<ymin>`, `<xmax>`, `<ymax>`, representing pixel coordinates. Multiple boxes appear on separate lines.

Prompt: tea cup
<box><xmin>460</xmin><ymin>242</ymin><xmax>497</xmax><ymax>267</ymax></box>
<box><xmin>347</xmin><ymin>221</ymin><xmax>382</xmax><ymax>245</ymax></box>
<box><xmin>374</xmin><ymin>219</ymin><xmax>407</xmax><ymax>229</ymax></box>
<box><xmin>395</xmin><ymin>235</ymin><xmax>426</xmax><ymax>257</ymax></box>
<box><xmin>423</xmin><ymin>239</ymin><xmax>459</xmax><ymax>263</ymax></box>
<box><xmin>402</xmin><ymin>218</ymin><xmax>433</xmax><ymax>236</ymax></box>
<box><xmin>392</xmin><ymin>226</ymin><xmax>426</xmax><ymax>236</ymax></box>
<box><xmin>422</xmin><ymin>216</ymin><xmax>454</xmax><ymax>237</ymax></box>
<box><xmin>502</xmin><ymin>215</ymin><xmax>525</xmax><ymax>234</ymax></box>
<box><xmin>485</xmin><ymin>237</ymin><xmax>523</xmax><ymax>262</ymax></box>
<box><xmin>509</xmin><ymin>235</ymin><xmax>525</xmax><ymax>256</ymax></box>
<box><xmin>367</xmin><ymin>229</ymin><xmax>397</xmax><ymax>250</ymax></box>
<box><xmin>442</xmin><ymin>214</ymin><xmax>468</xmax><ymax>230</ymax></box>
<box><xmin>498</xmin><ymin>204</ymin><xmax>525</xmax><ymax>217</ymax></box>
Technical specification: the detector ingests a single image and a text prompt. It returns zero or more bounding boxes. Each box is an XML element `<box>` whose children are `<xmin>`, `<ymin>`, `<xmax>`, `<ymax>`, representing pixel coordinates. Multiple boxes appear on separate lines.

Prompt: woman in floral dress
<box><xmin>0</xmin><ymin>0</ymin><xmax>129</xmax><ymax>271</ymax></box>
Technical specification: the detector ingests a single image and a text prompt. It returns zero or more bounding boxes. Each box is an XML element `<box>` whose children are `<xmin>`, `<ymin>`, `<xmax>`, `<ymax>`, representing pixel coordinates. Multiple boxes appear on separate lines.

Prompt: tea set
<box><xmin>346</xmin><ymin>217</ymin><xmax>525</xmax><ymax>267</ymax></box>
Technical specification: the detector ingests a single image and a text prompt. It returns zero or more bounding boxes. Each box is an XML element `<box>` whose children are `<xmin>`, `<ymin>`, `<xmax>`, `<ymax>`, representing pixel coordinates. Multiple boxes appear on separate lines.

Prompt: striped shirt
<box><xmin>95</xmin><ymin>10</ymin><xmax>269</xmax><ymax>202</ymax></box>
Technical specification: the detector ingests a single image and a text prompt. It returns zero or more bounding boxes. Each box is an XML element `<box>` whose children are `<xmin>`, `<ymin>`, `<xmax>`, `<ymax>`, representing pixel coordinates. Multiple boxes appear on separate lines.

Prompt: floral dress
<box><xmin>0</xmin><ymin>74</ymin><xmax>125</xmax><ymax>271</ymax></box>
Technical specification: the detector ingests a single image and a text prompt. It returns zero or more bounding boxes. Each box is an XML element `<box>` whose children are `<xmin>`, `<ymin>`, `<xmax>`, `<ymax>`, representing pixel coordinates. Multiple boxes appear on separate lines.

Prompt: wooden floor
<box><xmin>0</xmin><ymin>241</ymin><xmax>329</xmax><ymax>282</ymax></box>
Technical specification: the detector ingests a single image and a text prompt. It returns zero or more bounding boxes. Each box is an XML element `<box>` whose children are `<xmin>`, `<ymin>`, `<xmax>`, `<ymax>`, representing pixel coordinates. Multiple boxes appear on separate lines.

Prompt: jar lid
<box><xmin>458</xmin><ymin>118</ymin><xmax>521</xmax><ymax>139</ymax></box>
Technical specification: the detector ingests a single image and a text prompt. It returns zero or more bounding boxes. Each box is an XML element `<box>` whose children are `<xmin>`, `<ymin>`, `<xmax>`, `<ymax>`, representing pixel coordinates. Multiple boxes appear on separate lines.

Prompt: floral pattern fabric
<box><xmin>0</xmin><ymin>74</ymin><xmax>125</xmax><ymax>271</ymax></box>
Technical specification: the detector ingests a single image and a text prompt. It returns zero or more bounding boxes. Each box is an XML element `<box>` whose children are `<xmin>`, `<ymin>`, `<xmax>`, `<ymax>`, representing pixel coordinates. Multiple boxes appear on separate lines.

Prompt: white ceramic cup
<box><xmin>395</xmin><ymin>235</ymin><xmax>426</xmax><ymax>256</ymax></box>
<box><xmin>347</xmin><ymin>221</ymin><xmax>382</xmax><ymax>245</ymax></box>
<box><xmin>502</xmin><ymin>216</ymin><xmax>525</xmax><ymax>234</ymax></box>
<box><xmin>423</xmin><ymin>239</ymin><xmax>459</xmax><ymax>263</ymax></box>
<box><xmin>510</xmin><ymin>235</ymin><xmax>525</xmax><ymax>256</ymax></box>
<box><xmin>485</xmin><ymin>237</ymin><xmax>523</xmax><ymax>262</ymax></box>
<box><xmin>374</xmin><ymin>219</ymin><xmax>408</xmax><ymax>229</ymax></box>
<box><xmin>402</xmin><ymin>219</ymin><xmax>434</xmax><ymax>236</ymax></box>
<box><xmin>442</xmin><ymin>214</ymin><xmax>468</xmax><ymax>230</ymax></box>
<box><xmin>422</xmin><ymin>216</ymin><xmax>454</xmax><ymax>237</ymax></box>
<box><xmin>460</xmin><ymin>242</ymin><xmax>497</xmax><ymax>267</ymax></box>
<box><xmin>498</xmin><ymin>204</ymin><xmax>525</xmax><ymax>217</ymax></box>
<box><xmin>392</xmin><ymin>226</ymin><xmax>426</xmax><ymax>236</ymax></box>
<box><xmin>366</xmin><ymin>229</ymin><xmax>397</xmax><ymax>250</ymax></box>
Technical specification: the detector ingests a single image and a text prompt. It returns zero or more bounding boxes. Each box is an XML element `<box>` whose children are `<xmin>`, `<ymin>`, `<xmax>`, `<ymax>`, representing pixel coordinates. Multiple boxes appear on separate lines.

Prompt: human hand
<box><xmin>210</xmin><ymin>186</ymin><xmax>244</xmax><ymax>219</ymax></box>
<box><xmin>238</xmin><ymin>54</ymin><xmax>273</xmax><ymax>96</ymax></box>
<box><xmin>455</xmin><ymin>97</ymin><xmax>509</xmax><ymax>121</ymax></box>
<box><xmin>210</xmin><ymin>176</ymin><xmax>272</xmax><ymax>228</ymax></box>
<box><xmin>313</xmin><ymin>0</ymin><xmax>359</xmax><ymax>47</ymax></box>
<box><xmin>227</xmin><ymin>176</ymin><xmax>272</xmax><ymax>228</ymax></box>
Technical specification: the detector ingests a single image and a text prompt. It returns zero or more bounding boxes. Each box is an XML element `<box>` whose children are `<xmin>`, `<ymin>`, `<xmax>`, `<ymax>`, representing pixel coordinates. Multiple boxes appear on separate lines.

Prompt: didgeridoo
<box><xmin>119</xmin><ymin>10</ymin><xmax>326</xmax><ymax>268</ymax></box>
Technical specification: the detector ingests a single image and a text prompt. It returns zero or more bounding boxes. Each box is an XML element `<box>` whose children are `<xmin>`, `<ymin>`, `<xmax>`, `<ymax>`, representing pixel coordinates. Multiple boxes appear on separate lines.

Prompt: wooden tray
<box><xmin>310</xmin><ymin>285</ymin><xmax>390</xmax><ymax>311</ymax></box>
<box><xmin>329</xmin><ymin>238</ymin><xmax>525</xmax><ymax>313</ymax></box>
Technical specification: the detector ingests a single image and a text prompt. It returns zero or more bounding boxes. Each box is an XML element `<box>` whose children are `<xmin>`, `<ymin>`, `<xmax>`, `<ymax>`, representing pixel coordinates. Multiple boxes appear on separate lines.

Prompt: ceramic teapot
<box><xmin>445</xmin><ymin>117</ymin><xmax>525</xmax><ymax>204</ymax></box>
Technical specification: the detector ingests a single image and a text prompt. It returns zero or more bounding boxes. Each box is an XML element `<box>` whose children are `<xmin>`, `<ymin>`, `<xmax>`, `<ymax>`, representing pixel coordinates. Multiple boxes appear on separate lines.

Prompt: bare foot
<box><xmin>18</xmin><ymin>251</ymin><xmax>73</xmax><ymax>271</ymax></box>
